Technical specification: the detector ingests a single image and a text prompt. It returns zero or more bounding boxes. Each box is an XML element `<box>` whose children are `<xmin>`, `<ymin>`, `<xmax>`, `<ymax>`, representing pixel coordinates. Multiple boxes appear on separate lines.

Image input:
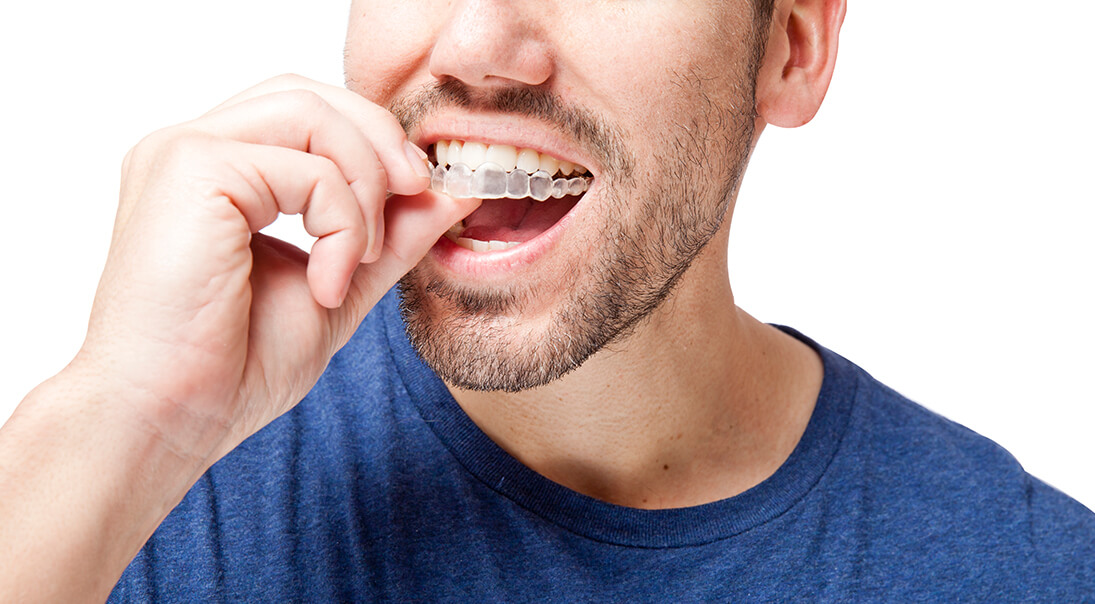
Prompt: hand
<box><xmin>1</xmin><ymin>74</ymin><xmax>478</xmax><ymax>603</ymax></box>
<box><xmin>75</xmin><ymin>74</ymin><xmax>477</xmax><ymax>461</ymax></box>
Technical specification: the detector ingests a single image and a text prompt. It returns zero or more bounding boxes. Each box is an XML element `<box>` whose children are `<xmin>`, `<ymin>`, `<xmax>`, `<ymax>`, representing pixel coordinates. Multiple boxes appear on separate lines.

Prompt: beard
<box><xmin>390</xmin><ymin>71</ymin><xmax>758</xmax><ymax>393</ymax></box>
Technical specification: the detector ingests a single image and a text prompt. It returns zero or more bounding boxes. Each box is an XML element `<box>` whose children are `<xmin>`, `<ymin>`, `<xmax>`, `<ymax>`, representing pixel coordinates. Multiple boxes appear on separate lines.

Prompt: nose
<box><xmin>429</xmin><ymin>0</ymin><xmax>554</xmax><ymax>88</ymax></box>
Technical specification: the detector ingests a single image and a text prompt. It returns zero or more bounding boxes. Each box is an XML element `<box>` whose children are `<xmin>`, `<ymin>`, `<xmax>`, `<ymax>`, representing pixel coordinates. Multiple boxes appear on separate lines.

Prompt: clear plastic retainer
<box><xmin>430</xmin><ymin>162</ymin><xmax>591</xmax><ymax>201</ymax></box>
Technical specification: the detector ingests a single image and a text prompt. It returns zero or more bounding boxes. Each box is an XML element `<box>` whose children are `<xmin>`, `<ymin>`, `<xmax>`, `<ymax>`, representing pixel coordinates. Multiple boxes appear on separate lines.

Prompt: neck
<box><xmin>447</xmin><ymin>225</ymin><xmax>823</xmax><ymax>509</ymax></box>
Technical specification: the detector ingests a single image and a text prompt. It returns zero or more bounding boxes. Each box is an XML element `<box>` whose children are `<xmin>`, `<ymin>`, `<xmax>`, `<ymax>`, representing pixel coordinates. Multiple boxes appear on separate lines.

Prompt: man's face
<box><xmin>345</xmin><ymin>1</ymin><xmax>767</xmax><ymax>391</ymax></box>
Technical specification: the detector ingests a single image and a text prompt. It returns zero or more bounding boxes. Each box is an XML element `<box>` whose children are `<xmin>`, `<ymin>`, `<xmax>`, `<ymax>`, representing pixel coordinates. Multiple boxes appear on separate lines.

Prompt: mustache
<box><xmin>387</xmin><ymin>79</ymin><xmax>633</xmax><ymax>177</ymax></box>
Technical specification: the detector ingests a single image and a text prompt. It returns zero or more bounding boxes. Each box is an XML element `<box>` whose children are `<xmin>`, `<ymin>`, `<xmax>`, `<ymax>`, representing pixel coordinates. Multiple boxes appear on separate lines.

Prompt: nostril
<box><xmin>428</xmin><ymin>6</ymin><xmax>553</xmax><ymax>88</ymax></box>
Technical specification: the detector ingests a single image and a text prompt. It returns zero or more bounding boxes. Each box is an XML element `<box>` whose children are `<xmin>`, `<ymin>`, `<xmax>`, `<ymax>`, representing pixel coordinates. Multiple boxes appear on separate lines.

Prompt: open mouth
<box><xmin>428</xmin><ymin>140</ymin><xmax>594</xmax><ymax>252</ymax></box>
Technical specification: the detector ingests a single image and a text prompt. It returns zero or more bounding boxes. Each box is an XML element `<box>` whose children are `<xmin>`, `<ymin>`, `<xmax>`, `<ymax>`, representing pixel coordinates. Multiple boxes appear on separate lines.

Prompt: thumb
<box><xmin>328</xmin><ymin>191</ymin><xmax>480</xmax><ymax>346</ymax></box>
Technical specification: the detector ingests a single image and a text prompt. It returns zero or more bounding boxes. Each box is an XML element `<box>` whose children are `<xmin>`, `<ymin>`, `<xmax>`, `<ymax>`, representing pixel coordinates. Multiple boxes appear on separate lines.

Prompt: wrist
<box><xmin>55</xmin><ymin>350</ymin><xmax>236</xmax><ymax>469</ymax></box>
<box><xmin>0</xmin><ymin>365</ymin><xmax>224</xmax><ymax>602</ymax></box>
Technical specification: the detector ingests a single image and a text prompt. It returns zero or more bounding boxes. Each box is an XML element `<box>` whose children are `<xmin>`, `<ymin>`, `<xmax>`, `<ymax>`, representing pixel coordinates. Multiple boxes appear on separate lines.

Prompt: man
<box><xmin>2</xmin><ymin>0</ymin><xmax>1093</xmax><ymax>601</ymax></box>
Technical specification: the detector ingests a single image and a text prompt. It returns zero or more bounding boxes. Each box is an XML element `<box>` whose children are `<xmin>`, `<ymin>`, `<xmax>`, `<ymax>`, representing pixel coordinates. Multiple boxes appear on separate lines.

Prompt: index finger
<box><xmin>207</xmin><ymin>74</ymin><xmax>428</xmax><ymax>196</ymax></box>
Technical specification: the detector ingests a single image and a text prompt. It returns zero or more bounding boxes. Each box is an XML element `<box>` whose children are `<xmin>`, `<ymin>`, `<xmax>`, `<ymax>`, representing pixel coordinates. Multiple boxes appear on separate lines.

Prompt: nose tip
<box><xmin>429</xmin><ymin>0</ymin><xmax>553</xmax><ymax>88</ymax></box>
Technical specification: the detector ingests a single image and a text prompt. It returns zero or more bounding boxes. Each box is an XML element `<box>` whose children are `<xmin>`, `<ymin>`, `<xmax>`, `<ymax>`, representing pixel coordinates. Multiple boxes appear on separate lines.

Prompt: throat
<box><xmin>446</xmin><ymin>298</ymin><xmax>824</xmax><ymax>510</ymax></box>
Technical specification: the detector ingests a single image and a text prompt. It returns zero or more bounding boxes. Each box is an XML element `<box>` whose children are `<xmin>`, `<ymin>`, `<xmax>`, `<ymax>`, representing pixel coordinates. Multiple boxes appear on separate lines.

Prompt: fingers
<box><xmin>202</xmin><ymin>74</ymin><xmax>430</xmax><ymax>196</ymax></box>
<box><xmin>210</xmin><ymin>142</ymin><xmax>476</xmax><ymax>311</ymax></box>
<box><xmin>200</xmin><ymin>140</ymin><xmax>377</xmax><ymax>309</ymax></box>
<box><xmin>191</xmin><ymin>84</ymin><xmax>433</xmax><ymax>266</ymax></box>
<box><xmin>120</xmin><ymin>74</ymin><xmax>449</xmax><ymax>311</ymax></box>
<box><xmin>241</xmin><ymin>192</ymin><xmax>480</xmax><ymax>368</ymax></box>
<box><xmin>190</xmin><ymin>96</ymin><xmax>391</xmax><ymax>263</ymax></box>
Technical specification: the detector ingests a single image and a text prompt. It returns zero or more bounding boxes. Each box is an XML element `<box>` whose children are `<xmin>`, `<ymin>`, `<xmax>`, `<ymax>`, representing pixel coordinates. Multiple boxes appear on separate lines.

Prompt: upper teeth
<box><xmin>434</xmin><ymin>140</ymin><xmax>588</xmax><ymax>178</ymax></box>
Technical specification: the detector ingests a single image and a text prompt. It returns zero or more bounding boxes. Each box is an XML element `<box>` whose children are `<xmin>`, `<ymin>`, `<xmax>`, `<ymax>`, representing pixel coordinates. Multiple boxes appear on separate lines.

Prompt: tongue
<box><xmin>461</xmin><ymin>197</ymin><xmax>577</xmax><ymax>243</ymax></box>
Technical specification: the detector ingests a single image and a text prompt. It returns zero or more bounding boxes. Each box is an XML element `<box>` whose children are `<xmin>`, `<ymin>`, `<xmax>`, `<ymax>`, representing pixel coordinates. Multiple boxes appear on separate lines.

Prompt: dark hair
<box><xmin>750</xmin><ymin>0</ymin><xmax>776</xmax><ymax>77</ymax></box>
<box><xmin>754</xmin><ymin>0</ymin><xmax>775</xmax><ymax>22</ymax></box>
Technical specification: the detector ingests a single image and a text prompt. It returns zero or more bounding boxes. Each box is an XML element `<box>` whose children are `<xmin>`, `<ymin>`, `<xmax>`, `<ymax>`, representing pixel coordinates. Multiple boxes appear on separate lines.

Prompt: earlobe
<box><xmin>755</xmin><ymin>0</ymin><xmax>847</xmax><ymax>128</ymax></box>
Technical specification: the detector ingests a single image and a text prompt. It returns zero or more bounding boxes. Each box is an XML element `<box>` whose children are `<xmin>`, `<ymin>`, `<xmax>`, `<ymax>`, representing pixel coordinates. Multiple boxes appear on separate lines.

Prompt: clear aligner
<box><xmin>429</xmin><ymin>162</ymin><xmax>591</xmax><ymax>200</ymax></box>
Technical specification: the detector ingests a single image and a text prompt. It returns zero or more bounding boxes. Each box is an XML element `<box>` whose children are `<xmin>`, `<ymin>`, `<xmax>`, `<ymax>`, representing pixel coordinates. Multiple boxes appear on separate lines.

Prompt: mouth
<box><xmin>427</xmin><ymin>140</ymin><xmax>595</xmax><ymax>252</ymax></box>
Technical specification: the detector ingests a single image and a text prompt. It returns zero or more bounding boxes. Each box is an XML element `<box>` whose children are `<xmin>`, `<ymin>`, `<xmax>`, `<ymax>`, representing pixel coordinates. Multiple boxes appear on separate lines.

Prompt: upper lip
<box><xmin>410</xmin><ymin>111</ymin><xmax>599</xmax><ymax>176</ymax></box>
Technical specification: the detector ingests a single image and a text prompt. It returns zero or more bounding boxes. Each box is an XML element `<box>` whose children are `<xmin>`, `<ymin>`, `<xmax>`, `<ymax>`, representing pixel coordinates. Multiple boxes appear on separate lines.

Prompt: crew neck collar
<box><xmin>380</xmin><ymin>293</ymin><xmax>857</xmax><ymax>548</ymax></box>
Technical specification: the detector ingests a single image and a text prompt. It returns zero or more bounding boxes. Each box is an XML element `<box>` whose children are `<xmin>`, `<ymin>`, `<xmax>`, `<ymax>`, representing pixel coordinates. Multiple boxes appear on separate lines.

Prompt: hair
<box><xmin>750</xmin><ymin>0</ymin><xmax>776</xmax><ymax>78</ymax></box>
<box><xmin>754</xmin><ymin>0</ymin><xmax>776</xmax><ymax>21</ymax></box>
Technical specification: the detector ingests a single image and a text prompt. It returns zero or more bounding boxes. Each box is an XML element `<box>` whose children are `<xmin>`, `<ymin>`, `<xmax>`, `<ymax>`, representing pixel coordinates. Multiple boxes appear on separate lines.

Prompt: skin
<box><xmin>350</xmin><ymin>0</ymin><xmax>844</xmax><ymax>505</ymax></box>
<box><xmin>0</xmin><ymin>0</ymin><xmax>845</xmax><ymax>601</ymax></box>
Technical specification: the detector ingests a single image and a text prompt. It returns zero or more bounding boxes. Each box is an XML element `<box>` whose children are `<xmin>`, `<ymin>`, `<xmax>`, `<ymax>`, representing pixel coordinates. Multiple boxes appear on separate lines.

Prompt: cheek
<box><xmin>344</xmin><ymin>5</ymin><xmax>436</xmax><ymax>104</ymax></box>
<box><xmin>565</xmin><ymin>13</ymin><xmax>756</xmax><ymax>159</ymax></box>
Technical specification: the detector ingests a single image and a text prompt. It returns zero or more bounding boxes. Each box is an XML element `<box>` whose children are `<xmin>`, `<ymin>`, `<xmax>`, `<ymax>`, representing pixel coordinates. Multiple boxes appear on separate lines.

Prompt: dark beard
<box><xmin>393</xmin><ymin>71</ymin><xmax>756</xmax><ymax>392</ymax></box>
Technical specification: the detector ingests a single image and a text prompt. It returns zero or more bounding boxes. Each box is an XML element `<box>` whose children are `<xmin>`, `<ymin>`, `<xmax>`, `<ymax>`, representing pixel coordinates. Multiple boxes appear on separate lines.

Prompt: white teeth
<box><xmin>435</xmin><ymin>140</ymin><xmax>449</xmax><ymax>167</ymax></box>
<box><xmin>485</xmin><ymin>144</ymin><xmax>518</xmax><ymax>172</ymax></box>
<box><xmin>447</xmin><ymin>233</ymin><xmax>522</xmax><ymax>252</ymax></box>
<box><xmin>433</xmin><ymin>140</ymin><xmax>588</xmax><ymax>178</ymax></box>
<box><xmin>460</xmin><ymin>141</ymin><xmax>487</xmax><ymax>170</ymax></box>
<box><xmin>443</xmin><ymin>223</ymin><xmax>520</xmax><ymax>253</ymax></box>
<box><xmin>516</xmin><ymin>148</ymin><xmax>540</xmax><ymax>173</ymax></box>
<box><xmin>538</xmin><ymin>154</ymin><xmax>558</xmax><ymax>177</ymax></box>
<box><xmin>447</xmin><ymin>140</ymin><xmax>463</xmax><ymax>167</ymax></box>
<box><xmin>429</xmin><ymin>139</ymin><xmax>593</xmax><ymax>200</ymax></box>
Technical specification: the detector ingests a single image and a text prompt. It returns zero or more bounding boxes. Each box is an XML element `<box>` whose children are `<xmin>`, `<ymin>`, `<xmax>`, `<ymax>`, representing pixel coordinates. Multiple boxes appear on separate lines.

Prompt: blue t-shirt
<box><xmin>110</xmin><ymin>290</ymin><xmax>1095</xmax><ymax>601</ymax></box>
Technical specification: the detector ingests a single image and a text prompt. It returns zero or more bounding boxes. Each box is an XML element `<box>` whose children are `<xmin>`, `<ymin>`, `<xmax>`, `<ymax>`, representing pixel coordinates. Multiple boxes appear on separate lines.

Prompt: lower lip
<box><xmin>427</xmin><ymin>191</ymin><xmax>587</xmax><ymax>279</ymax></box>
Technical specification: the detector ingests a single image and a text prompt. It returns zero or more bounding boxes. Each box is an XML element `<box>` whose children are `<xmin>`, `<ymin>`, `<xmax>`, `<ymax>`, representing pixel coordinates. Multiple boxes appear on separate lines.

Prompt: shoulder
<box><xmin>848</xmin><ymin>372</ymin><xmax>1023</xmax><ymax>486</ymax></box>
<box><xmin>1025</xmin><ymin>476</ymin><xmax>1095</xmax><ymax>591</ymax></box>
<box><xmin>820</xmin><ymin>349</ymin><xmax>1095</xmax><ymax>594</ymax></box>
<box><xmin>802</xmin><ymin>336</ymin><xmax>1035</xmax><ymax>501</ymax></box>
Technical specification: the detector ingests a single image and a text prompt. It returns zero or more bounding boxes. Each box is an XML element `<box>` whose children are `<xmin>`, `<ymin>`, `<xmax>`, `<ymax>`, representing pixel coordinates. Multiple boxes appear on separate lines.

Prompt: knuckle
<box><xmin>375</xmin><ymin>108</ymin><xmax>405</xmax><ymax>132</ymax></box>
<box><xmin>273</xmin><ymin>88</ymin><xmax>329</xmax><ymax>115</ymax></box>
<box><xmin>152</xmin><ymin>130</ymin><xmax>212</xmax><ymax>166</ymax></box>
<box><xmin>348</xmin><ymin>165</ymin><xmax>388</xmax><ymax>202</ymax></box>
<box><xmin>312</xmin><ymin>154</ymin><xmax>344</xmax><ymax>182</ymax></box>
<box><xmin>269</xmin><ymin>72</ymin><xmax>308</xmax><ymax>88</ymax></box>
<box><xmin>128</xmin><ymin>128</ymin><xmax>169</xmax><ymax>161</ymax></box>
<box><xmin>359</xmin><ymin>107</ymin><xmax>405</xmax><ymax>143</ymax></box>
<box><xmin>120</xmin><ymin>146</ymin><xmax>136</xmax><ymax>180</ymax></box>
<box><xmin>124</xmin><ymin>127</ymin><xmax>216</xmax><ymax>184</ymax></box>
<box><xmin>124</xmin><ymin>128</ymin><xmax>174</xmax><ymax>175</ymax></box>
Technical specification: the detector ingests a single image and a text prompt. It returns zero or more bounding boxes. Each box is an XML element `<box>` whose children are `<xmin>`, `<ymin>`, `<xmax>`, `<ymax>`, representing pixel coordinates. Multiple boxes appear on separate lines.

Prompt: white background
<box><xmin>1</xmin><ymin>2</ymin><xmax>1092</xmax><ymax>511</ymax></box>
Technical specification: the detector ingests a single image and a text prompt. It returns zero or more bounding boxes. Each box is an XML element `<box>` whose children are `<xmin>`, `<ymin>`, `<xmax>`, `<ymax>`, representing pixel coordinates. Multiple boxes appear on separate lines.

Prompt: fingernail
<box><xmin>362</xmin><ymin>241</ymin><xmax>380</xmax><ymax>264</ymax></box>
<box><xmin>404</xmin><ymin>141</ymin><xmax>431</xmax><ymax>180</ymax></box>
<box><xmin>362</xmin><ymin>212</ymin><xmax>383</xmax><ymax>264</ymax></box>
<box><xmin>339</xmin><ymin>278</ymin><xmax>352</xmax><ymax>306</ymax></box>
<box><xmin>365</xmin><ymin>225</ymin><xmax>378</xmax><ymax>262</ymax></box>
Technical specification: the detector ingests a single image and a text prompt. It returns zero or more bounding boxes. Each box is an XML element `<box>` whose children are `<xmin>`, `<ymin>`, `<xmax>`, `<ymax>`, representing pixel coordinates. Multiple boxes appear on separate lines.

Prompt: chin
<box><xmin>397</xmin><ymin>268</ymin><xmax>597</xmax><ymax>392</ymax></box>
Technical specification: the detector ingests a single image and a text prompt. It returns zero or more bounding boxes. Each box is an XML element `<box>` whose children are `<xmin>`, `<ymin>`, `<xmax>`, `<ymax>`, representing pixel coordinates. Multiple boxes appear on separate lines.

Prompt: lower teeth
<box><xmin>449</xmin><ymin>235</ymin><xmax>521</xmax><ymax>252</ymax></box>
<box><xmin>431</xmin><ymin>162</ymin><xmax>590</xmax><ymax>201</ymax></box>
<box><xmin>444</xmin><ymin>223</ymin><xmax>521</xmax><ymax>252</ymax></box>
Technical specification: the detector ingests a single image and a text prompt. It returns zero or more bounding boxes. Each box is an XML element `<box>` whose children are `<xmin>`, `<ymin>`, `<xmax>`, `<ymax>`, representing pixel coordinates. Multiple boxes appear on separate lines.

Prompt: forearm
<box><xmin>0</xmin><ymin>365</ymin><xmax>220</xmax><ymax>603</ymax></box>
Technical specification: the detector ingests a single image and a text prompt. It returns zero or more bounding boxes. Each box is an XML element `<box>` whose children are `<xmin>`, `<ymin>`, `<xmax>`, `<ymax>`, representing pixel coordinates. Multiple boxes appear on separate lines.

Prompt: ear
<box><xmin>755</xmin><ymin>0</ymin><xmax>847</xmax><ymax>128</ymax></box>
